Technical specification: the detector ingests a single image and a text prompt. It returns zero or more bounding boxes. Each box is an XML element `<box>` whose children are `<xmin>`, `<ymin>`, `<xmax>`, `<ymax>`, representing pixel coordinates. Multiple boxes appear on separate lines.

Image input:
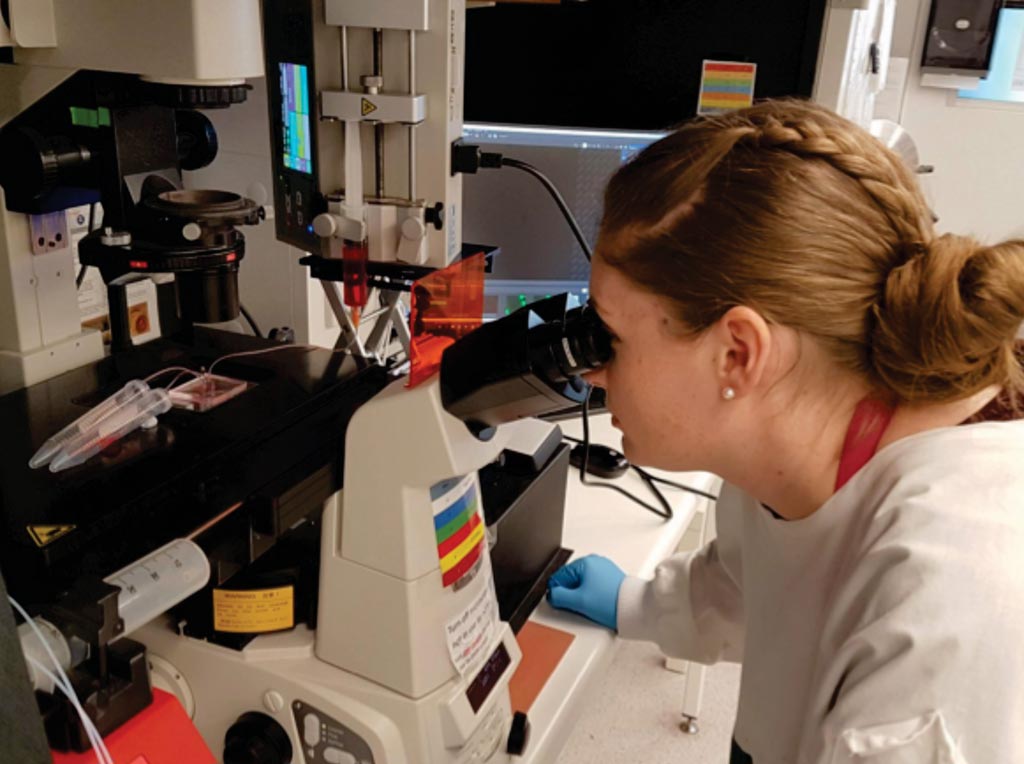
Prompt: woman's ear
<box><xmin>710</xmin><ymin>306</ymin><xmax>772</xmax><ymax>398</ymax></box>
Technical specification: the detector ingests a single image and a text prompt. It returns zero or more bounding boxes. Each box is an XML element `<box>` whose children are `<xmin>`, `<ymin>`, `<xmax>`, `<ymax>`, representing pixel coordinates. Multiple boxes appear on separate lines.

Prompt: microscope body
<box><xmin>0</xmin><ymin>0</ymin><xmax>264</xmax><ymax>393</ymax></box>
<box><xmin>138</xmin><ymin>376</ymin><xmax>526</xmax><ymax>764</ymax></box>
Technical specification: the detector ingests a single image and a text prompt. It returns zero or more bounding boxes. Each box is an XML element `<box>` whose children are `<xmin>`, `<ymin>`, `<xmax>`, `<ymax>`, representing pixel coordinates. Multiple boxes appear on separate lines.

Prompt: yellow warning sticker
<box><xmin>213</xmin><ymin>586</ymin><xmax>294</xmax><ymax>633</ymax></box>
<box><xmin>27</xmin><ymin>524</ymin><xmax>76</xmax><ymax>548</ymax></box>
<box><xmin>361</xmin><ymin>98</ymin><xmax>377</xmax><ymax>116</ymax></box>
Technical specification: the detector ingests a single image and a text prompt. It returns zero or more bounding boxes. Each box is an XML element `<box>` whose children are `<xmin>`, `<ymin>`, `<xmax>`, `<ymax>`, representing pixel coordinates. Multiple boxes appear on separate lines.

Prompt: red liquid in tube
<box><xmin>342</xmin><ymin>238</ymin><xmax>369</xmax><ymax>326</ymax></box>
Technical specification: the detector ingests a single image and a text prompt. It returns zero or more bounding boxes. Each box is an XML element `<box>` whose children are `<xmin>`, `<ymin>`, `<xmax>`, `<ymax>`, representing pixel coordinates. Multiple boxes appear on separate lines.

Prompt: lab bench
<box><xmin>520</xmin><ymin>414</ymin><xmax>721</xmax><ymax>763</ymax></box>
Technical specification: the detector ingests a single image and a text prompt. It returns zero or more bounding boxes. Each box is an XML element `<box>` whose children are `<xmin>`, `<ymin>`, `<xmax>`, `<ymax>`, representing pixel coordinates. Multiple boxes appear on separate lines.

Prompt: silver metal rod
<box><xmin>321</xmin><ymin>280</ymin><xmax>367</xmax><ymax>357</ymax></box>
<box><xmin>365</xmin><ymin>290</ymin><xmax>402</xmax><ymax>356</ymax></box>
<box><xmin>358</xmin><ymin>303</ymin><xmax>394</xmax><ymax>325</ymax></box>
<box><xmin>374</xmin><ymin>28</ymin><xmax>385</xmax><ymax>198</ymax></box>
<box><xmin>373</xmin><ymin>28</ymin><xmax>383</xmax><ymax>77</ymax></box>
<box><xmin>408</xmin><ymin>29</ymin><xmax>417</xmax><ymax>200</ymax></box>
<box><xmin>375</xmin><ymin>124</ymin><xmax>385</xmax><ymax>199</ymax></box>
<box><xmin>341</xmin><ymin>26</ymin><xmax>349</xmax><ymax>91</ymax></box>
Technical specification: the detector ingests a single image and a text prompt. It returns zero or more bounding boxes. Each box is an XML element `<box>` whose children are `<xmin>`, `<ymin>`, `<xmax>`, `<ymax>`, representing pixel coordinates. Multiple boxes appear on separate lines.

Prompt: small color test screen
<box><xmin>280</xmin><ymin>62</ymin><xmax>312</xmax><ymax>174</ymax></box>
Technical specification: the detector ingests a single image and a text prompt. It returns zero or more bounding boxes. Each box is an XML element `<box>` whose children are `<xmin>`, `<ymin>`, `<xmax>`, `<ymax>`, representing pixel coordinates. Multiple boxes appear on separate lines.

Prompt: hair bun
<box><xmin>870</xmin><ymin>233</ymin><xmax>1024</xmax><ymax>401</ymax></box>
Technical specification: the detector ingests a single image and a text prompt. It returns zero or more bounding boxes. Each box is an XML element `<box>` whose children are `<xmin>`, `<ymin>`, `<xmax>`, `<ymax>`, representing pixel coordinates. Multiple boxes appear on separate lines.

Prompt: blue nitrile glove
<box><xmin>546</xmin><ymin>554</ymin><xmax>626</xmax><ymax>631</ymax></box>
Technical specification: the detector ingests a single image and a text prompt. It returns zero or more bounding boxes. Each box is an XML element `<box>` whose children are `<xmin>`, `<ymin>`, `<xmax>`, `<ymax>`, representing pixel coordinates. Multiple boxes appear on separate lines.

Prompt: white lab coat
<box><xmin>617</xmin><ymin>419</ymin><xmax>1024</xmax><ymax>763</ymax></box>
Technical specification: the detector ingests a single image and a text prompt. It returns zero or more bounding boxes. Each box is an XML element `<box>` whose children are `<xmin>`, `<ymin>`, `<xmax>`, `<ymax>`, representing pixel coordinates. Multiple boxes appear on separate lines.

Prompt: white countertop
<box><xmin>519</xmin><ymin>414</ymin><xmax>720</xmax><ymax>764</ymax></box>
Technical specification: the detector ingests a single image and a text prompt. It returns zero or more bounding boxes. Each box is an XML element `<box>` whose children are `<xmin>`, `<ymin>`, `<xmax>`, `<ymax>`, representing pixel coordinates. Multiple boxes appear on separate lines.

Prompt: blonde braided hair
<box><xmin>598</xmin><ymin>98</ymin><xmax>1024</xmax><ymax>404</ymax></box>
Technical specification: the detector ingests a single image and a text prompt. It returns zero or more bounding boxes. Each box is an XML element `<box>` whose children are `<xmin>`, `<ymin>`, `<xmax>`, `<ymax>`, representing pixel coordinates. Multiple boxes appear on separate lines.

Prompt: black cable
<box><xmin>499</xmin><ymin>157</ymin><xmax>594</xmax><ymax>261</ymax></box>
<box><xmin>239</xmin><ymin>303</ymin><xmax>262</xmax><ymax>338</ymax></box>
<box><xmin>564</xmin><ymin>432</ymin><xmax>719</xmax><ymax>503</ymax></box>
<box><xmin>76</xmin><ymin>202</ymin><xmax>97</xmax><ymax>290</ymax></box>
<box><xmin>578</xmin><ymin>387</ymin><xmax>673</xmax><ymax>519</ymax></box>
<box><xmin>633</xmin><ymin>464</ymin><xmax>718</xmax><ymax>502</ymax></box>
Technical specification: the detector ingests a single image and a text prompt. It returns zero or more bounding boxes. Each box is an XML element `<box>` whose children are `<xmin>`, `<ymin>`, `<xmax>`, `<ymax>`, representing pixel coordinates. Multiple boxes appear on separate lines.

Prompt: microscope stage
<box><xmin>0</xmin><ymin>328</ymin><xmax>392</xmax><ymax>603</ymax></box>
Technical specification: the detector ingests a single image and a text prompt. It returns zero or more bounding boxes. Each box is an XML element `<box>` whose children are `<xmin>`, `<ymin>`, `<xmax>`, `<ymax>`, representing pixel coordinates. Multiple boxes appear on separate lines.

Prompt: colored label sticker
<box><xmin>698</xmin><ymin>60</ymin><xmax>757</xmax><ymax>116</ymax></box>
<box><xmin>431</xmin><ymin>474</ymin><xmax>486</xmax><ymax>588</ymax></box>
<box><xmin>361</xmin><ymin>97</ymin><xmax>378</xmax><ymax>116</ymax></box>
<box><xmin>27</xmin><ymin>524</ymin><xmax>76</xmax><ymax>548</ymax></box>
<box><xmin>212</xmin><ymin>586</ymin><xmax>294</xmax><ymax>633</ymax></box>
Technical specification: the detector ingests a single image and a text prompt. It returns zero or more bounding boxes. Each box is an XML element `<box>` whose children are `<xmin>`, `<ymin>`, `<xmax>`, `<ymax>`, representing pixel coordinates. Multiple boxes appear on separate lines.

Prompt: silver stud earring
<box><xmin>721</xmin><ymin>387</ymin><xmax>736</xmax><ymax>401</ymax></box>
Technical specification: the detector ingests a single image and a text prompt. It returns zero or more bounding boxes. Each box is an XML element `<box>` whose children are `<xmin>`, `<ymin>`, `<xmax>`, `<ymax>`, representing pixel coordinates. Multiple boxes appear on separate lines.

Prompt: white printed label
<box><xmin>445</xmin><ymin>574</ymin><xmax>499</xmax><ymax>676</ymax></box>
<box><xmin>1013</xmin><ymin>33</ymin><xmax>1024</xmax><ymax>93</ymax></box>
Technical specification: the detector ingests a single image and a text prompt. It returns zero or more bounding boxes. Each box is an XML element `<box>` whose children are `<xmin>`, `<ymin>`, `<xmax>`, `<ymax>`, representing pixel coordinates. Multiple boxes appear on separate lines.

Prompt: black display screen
<box><xmin>466</xmin><ymin>643</ymin><xmax>512</xmax><ymax>713</ymax></box>
<box><xmin>465</xmin><ymin>1</ymin><xmax>829</xmax><ymax>130</ymax></box>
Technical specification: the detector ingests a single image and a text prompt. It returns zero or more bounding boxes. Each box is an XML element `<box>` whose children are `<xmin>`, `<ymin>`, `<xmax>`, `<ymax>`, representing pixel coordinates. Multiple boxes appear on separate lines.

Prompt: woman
<box><xmin>546</xmin><ymin>99</ymin><xmax>1024</xmax><ymax>763</ymax></box>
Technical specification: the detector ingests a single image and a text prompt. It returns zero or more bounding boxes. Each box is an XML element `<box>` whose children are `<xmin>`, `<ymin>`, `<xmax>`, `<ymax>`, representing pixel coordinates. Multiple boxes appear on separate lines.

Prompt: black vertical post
<box><xmin>106</xmin><ymin>282</ymin><xmax>134</xmax><ymax>353</ymax></box>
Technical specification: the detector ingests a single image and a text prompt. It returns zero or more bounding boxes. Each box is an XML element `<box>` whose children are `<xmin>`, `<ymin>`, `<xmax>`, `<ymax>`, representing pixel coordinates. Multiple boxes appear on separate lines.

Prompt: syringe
<box><xmin>343</xmin><ymin>237</ymin><xmax>369</xmax><ymax>327</ymax></box>
<box><xmin>18</xmin><ymin>538</ymin><xmax>210</xmax><ymax>692</ymax></box>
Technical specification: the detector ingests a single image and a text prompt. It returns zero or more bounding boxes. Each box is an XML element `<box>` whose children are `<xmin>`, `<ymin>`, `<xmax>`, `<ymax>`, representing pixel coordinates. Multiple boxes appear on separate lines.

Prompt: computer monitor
<box><xmin>461</xmin><ymin>123</ymin><xmax>664</xmax><ymax>319</ymax></box>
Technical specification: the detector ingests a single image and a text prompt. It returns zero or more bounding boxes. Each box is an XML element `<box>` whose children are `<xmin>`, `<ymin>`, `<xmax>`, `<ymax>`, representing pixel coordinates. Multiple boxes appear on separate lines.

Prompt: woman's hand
<box><xmin>546</xmin><ymin>554</ymin><xmax>626</xmax><ymax>630</ymax></box>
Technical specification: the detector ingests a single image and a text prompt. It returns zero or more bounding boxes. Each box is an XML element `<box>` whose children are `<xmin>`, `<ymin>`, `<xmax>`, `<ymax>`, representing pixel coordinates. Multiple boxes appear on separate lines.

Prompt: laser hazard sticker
<box><xmin>27</xmin><ymin>524</ymin><xmax>76</xmax><ymax>548</ymax></box>
<box><xmin>445</xmin><ymin>574</ymin><xmax>500</xmax><ymax>676</ymax></box>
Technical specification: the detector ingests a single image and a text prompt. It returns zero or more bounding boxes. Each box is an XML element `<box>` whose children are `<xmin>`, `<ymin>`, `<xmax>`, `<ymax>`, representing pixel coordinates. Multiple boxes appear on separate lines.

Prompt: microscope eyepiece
<box><xmin>528</xmin><ymin>303</ymin><xmax>611</xmax><ymax>384</ymax></box>
<box><xmin>440</xmin><ymin>294</ymin><xmax>612</xmax><ymax>430</ymax></box>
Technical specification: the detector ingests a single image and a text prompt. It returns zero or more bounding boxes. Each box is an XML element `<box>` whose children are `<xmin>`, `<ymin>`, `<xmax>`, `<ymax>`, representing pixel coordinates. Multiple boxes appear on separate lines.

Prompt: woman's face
<box><xmin>585</xmin><ymin>257</ymin><xmax>721</xmax><ymax>471</ymax></box>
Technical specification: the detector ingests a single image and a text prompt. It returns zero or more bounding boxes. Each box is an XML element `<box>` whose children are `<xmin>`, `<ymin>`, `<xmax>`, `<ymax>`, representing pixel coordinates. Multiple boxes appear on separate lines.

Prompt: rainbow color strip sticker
<box><xmin>431</xmin><ymin>475</ymin><xmax>486</xmax><ymax>588</ymax></box>
<box><xmin>698</xmin><ymin>60</ymin><xmax>757</xmax><ymax>115</ymax></box>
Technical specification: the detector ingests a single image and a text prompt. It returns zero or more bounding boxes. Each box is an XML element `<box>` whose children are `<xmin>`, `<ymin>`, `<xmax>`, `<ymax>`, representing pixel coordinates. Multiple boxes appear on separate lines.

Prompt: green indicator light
<box><xmin>504</xmin><ymin>308</ymin><xmax>511</xmax><ymax>316</ymax></box>
<box><xmin>97</xmin><ymin>107</ymin><xmax>111</xmax><ymax>126</ymax></box>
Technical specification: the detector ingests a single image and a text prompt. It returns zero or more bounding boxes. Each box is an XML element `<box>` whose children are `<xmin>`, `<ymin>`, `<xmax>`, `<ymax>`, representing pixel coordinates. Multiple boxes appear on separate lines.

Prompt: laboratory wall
<box><xmin>892</xmin><ymin>0</ymin><xmax>1024</xmax><ymax>242</ymax></box>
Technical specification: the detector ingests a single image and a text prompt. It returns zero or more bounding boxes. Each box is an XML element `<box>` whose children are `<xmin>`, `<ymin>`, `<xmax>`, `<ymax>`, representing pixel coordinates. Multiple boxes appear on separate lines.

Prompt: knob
<box><xmin>424</xmin><ymin>202</ymin><xmax>444</xmax><ymax>231</ymax></box>
<box><xmin>312</xmin><ymin>212</ymin><xmax>338</xmax><ymax>238</ymax></box>
<box><xmin>360</xmin><ymin>75</ymin><xmax>383</xmax><ymax>94</ymax></box>
<box><xmin>506</xmin><ymin>711</ymin><xmax>530</xmax><ymax>756</ymax></box>
<box><xmin>224</xmin><ymin>711</ymin><xmax>293</xmax><ymax>764</ymax></box>
<box><xmin>175</xmin><ymin>109</ymin><xmax>219</xmax><ymax>171</ymax></box>
<box><xmin>401</xmin><ymin>216</ymin><xmax>426</xmax><ymax>241</ymax></box>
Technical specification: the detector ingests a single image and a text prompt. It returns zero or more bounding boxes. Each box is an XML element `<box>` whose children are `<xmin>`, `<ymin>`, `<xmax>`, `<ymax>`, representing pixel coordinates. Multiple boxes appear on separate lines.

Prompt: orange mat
<box><xmin>508</xmin><ymin>621</ymin><xmax>576</xmax><ymax>713</ymax></box>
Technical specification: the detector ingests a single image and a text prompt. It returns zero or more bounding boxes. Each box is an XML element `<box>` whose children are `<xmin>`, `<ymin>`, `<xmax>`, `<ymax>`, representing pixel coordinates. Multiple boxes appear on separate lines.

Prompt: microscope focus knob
<box><xmin>425</xmin><ymin>202</ymin><xmax>444</xmax><ymax>230</ymax></box>
<box><xmin>224</xmin><ymin>711</ymin><xmax>293</xmax><ymax>764</ymax></box>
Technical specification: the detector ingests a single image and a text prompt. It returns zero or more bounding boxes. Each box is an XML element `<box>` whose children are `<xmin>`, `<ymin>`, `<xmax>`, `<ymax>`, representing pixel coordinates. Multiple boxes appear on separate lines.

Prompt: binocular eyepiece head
<box><xmin>440</xmin><ymin>293</ymin><xmax>612</xmax><ymax>433</ymax></box>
